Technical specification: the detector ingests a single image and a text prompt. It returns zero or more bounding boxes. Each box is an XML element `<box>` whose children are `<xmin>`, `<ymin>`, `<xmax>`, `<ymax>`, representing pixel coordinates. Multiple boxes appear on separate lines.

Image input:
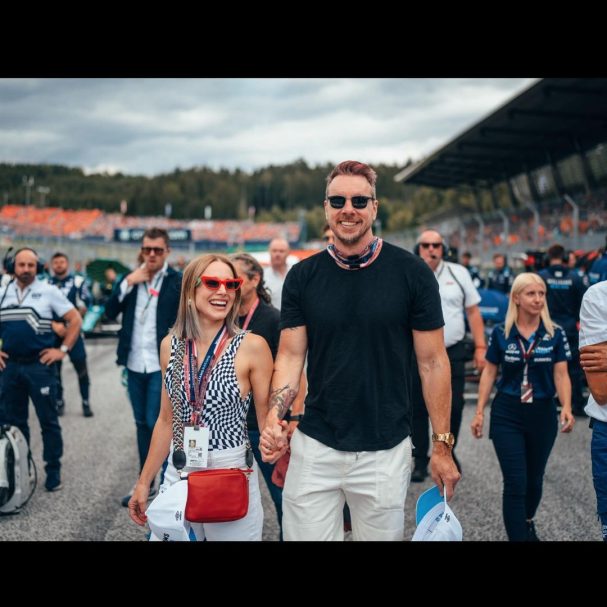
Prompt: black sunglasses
<box><xmin>327</xmin><ymin>195</ymin><xmax>374</xmax><ymax>209</ymax></box>
<box><xmin>419</xmin><ymin>242</ymin><xmax>443</xmax><ymax>249</ymax></box>
<box><xmin>141</xmin><ymin>246</ymin><xmax>166</xmax><ymax>255</ymax></box>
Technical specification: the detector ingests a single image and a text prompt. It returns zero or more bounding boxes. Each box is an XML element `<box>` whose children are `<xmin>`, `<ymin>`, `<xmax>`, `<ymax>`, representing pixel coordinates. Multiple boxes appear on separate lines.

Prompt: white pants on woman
<box><xmin>150</xmin><ymin>443</ymin><xmax>264</xmax><ymax>541</ymax></box>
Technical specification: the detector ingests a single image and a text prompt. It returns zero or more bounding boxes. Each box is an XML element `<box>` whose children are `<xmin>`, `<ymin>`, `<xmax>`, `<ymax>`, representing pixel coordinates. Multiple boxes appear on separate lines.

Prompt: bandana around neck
<box><xmin>327</xmin><ymin>237</ymin><xmax>383</xmax><ymax>270</ymax></box>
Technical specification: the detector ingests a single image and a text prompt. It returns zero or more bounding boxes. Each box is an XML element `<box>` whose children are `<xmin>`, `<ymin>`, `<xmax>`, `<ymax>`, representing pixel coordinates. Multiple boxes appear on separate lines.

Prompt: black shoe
<box><xmin>56</xmin><ymin>400</ymin><xmax>65</xmax><ymax>417</ymax></box>
<box><xmin>45</xmin><ymin>470</ymin><xmax>62</xmax><ymax>492</ymax></box>
<box><xmin>120</xmin><ymin>483</ymin><xmax>157</xmax><ymax>507</ymax></box>
<box><xmin>82</xmin><ymin>402</ymin><xmax>94</xmax><ymax>417</ymax></box>
<box><xmin>411</xmin><ymin>462</ymin><xmax>428</xmax><ymax>483</ymax></box>
<box><xmin>526</xmin><ymin>520</ymin><xmax>540</xmax><ymax>542</ymax></box>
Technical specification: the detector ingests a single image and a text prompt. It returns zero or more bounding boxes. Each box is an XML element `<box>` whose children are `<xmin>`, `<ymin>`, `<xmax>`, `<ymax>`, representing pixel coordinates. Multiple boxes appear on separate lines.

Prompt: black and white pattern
<box><xmin>165</xmin><ymin>332</ymin><xmax>252</xmax><ymax>451</ymax></box>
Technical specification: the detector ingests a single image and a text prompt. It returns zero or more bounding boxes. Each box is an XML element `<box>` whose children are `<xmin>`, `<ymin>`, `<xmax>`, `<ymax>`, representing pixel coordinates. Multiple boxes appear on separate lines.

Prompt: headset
<box><xmin>414</xmin><ymin>234</ymin><xmax>448</xmax><ymax>258</ymax></box>
<box><xmin>3</xmin><ymin>247</ymin><xmax>44</xmax><ymax>275</ymax></box>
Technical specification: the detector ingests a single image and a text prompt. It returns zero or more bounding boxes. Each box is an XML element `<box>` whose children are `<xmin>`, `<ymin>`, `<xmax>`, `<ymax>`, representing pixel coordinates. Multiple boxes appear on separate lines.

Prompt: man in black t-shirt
<box><xmin>260</xmin><ymin>160</ymin><xmax>460</xmax><ymax>541</ymax></box>
<box><xmin>231</xmin><ymin>253</ymin><xmax>305</xmax><ymax>541</ymax></box>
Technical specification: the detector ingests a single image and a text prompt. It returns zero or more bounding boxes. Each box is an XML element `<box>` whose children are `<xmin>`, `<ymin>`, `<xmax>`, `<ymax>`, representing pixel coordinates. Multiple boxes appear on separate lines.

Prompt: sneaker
<box><xmin>82</xmin><ymin>402</ymin><xmax>94</xmax><ymax>417</ymax></box>
<box><xmin>45</xmin><ymin>470</ymin><xmax>62</xmax><ymax>492</ymax></box>
<box><xmin>56</xmin><ymin>400</ymin><xmax>65</xmax><ymax>417</ymax></box>
<box><xmin>526</xmin><ymin>520</ymin><xmax>540</xmax><ymax>542</ymax></box>
<box><xmin>411</xmin><ymin>461</ymin><xmax>428</xmax><ymax>483</ymax></box>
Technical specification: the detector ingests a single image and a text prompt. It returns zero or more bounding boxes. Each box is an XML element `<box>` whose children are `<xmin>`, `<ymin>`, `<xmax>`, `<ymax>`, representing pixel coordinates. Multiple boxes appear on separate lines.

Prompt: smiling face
<box><xmin>194</xmin><ymin>260</ymin><xmax>239</xmax><ymax>322</ymax></box>
<box><xmin>324</xmin><ymin>174</ymin><xmax>377</xmax><ymax>252</ymax></box>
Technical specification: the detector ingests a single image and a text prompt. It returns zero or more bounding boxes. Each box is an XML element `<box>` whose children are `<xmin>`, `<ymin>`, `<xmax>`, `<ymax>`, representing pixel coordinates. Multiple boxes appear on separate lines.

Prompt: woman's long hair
<box><xmin>504</xmin><ymin>272</ymin><xmax>554</xmax><ymax>338</ymax></box>
<box><xmin>171</xmin><ymin>254</ymin><xmax>242</xmax><ymax>340</ymax></box>
<box><xmin>230</xmin><ymin>252</ymin><xmax>272</xmax><ymax>304</ymax></box>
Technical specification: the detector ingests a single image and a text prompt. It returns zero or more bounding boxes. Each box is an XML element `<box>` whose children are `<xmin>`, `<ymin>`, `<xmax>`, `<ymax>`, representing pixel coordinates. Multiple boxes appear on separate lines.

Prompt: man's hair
<box><xmin>230</xmin><ymin>252</ymin><xmax>272</xmax><ymax>305</ymax></box>
<box><xmin>142</xmin><ymin>227</ymin><xmax>170</xmax><ymax>247</ymax></box>
<box><xmin>325</xmin><ymin>160</ymin><xmax>377</xmax><ymax>198</ymax></box>
<box><xmin>52</xmin><ymin>252</ymin><xmax>68</xmax><ymax>261</ymax></box>
<box><xmin>493</xmin><ymin>253</ymin><xmax>505</xmax><ymax>261</ymax></box>
<box><xmin>462</xmin><ymin>251</ymin><xmax>472</xmax><ymax>259</ymax></box>
<box><xmin>547</xmin><ymin>244</ymin><xmax>565</xmax><ymax>261</ymax></box>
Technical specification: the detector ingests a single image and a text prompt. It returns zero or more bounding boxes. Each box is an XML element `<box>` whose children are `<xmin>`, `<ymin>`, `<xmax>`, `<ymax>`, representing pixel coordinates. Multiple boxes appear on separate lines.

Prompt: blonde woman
<box><xmin>471</xmin><ymin>272</ymin><xmax>575</xmax><ymax>541</ymax></box>
<box><xmin>127</xmin><ymin>254</ymin><xmax>274</xmax><ymax>541</ymax></box>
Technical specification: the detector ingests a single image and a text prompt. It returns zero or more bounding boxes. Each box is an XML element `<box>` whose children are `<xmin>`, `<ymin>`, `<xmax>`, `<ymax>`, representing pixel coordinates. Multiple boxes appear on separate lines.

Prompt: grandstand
<box><xmin>0</xmin><ymin>204</ymin><xmax>303</xmax><ymax>272</ymax></box>
<box><xmin>393</xmin><ymin>78</ymin><xmax>607</xmax><ymax>265</ymax></box>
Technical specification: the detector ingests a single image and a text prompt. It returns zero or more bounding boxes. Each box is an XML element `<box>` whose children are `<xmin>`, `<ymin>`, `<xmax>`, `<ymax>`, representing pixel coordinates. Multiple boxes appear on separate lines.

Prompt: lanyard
<box><xmin>241</xmin><ymin>296</ymin><xmax>259</xmax><ymax>331</ymax></box>
<box><xmin>516</xmin><ymin>334</ymin><xmax>541</xmax><ymax>382</ymax></box>
<box><xmin>184</xmin><ymin>325</ymin><xmax>229</xmax><ymax>426</ymax></box>
<box><xmin>15</xmin><ymin>285</ymin><xmax>31</xmax><ymax>307</ymax></box>
<box><xmin>140</xmin><ymin>271</ymin><xmax>163</xmax><ymax>320</ymax></box>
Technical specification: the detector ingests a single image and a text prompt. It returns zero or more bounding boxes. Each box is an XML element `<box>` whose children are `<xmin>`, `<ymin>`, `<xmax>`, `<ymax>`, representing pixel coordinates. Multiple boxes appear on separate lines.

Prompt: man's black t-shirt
<box><xmin>238</xmin><ymin>299</ymin><xmax>280</xmax><ymax>431</ymax></box>
<box><xmin>280</xmin><ymin>242</ymin><xmax>444</xmax><ymax>451</ymax></box>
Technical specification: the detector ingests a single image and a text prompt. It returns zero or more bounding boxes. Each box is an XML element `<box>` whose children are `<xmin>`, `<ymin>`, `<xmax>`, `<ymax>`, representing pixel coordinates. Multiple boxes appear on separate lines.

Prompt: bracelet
<box><xmin>289</xmin><ymin>414</ymin><xmax>304</xmax><ymax>422</ymax></box>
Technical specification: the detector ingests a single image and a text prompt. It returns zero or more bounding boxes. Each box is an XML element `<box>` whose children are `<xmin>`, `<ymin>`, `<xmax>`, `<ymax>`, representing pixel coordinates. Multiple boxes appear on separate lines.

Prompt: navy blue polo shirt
<box><xmin>538</xmin><ymin>265</ymin><xmax>586</xmax><ymax>335</ymax></box>
<box><xmin>486</xmin><ymin>320</ymin><xmax>571</xmax><ymax>399</ymax></box>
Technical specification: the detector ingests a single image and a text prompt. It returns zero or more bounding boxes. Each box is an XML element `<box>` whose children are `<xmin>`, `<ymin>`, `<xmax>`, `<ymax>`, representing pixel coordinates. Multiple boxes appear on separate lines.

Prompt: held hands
<box><xmin>128</xmin><ymin>481</ymin><xmax>150</xmax><ymax>526</ymax></box>
<box><xmin>0</xmin><ymin>350</ymin><xmax>8</xmax><ymax>371</ymax></box>
<box><xmin>260</xmin><ymin>420</ymin><xmax>289</xmax><ymax>464</ymax></box>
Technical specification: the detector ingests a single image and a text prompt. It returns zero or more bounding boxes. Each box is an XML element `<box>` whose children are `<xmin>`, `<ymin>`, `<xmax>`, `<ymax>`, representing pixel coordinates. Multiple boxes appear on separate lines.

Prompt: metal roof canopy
<box><xmin>394</xmin><ymin>78</ymin><xmax>607</xmax><ymax>189</ymax></box>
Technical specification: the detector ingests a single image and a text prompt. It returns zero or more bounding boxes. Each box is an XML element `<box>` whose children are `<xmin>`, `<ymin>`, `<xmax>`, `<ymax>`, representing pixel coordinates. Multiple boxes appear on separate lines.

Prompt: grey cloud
<box><xmin>0</xmin><ymin>78</ymin><xmax>536</xmax><ymax>175</ymax></box>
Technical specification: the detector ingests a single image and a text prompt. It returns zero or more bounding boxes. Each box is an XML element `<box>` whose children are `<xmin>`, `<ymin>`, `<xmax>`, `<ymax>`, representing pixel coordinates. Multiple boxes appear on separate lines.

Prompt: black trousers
<box><xmin>489</xmin><ymin>392</ymin><xmax>557</xmax><ymax>541</ymax></box>
<box><xmin>411</xmin><ymin>340</ymin><xmax>466</xmax><ymax>465</ymax></box>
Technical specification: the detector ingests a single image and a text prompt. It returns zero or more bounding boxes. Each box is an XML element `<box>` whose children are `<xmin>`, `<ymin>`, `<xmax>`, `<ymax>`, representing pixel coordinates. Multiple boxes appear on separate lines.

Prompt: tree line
<box><xmin>0</xmin><ymin>160</ymin><xmax>480</xmax><ymax>238</ymax></box>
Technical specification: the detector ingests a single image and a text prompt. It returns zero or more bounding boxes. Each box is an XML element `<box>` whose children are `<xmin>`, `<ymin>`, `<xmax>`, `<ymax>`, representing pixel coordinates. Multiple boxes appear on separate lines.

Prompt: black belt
<box><xmin>8</xmin><ymin>355</ymin><xmax>40</xmax><ymax>364</ymax></box>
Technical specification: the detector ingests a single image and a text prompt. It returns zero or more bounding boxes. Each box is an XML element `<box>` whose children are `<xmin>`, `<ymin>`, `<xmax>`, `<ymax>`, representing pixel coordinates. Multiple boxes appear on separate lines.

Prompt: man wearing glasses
<box><xmin>105</xmin><ymin>227</ymin><xmax>182</xmax><ymax>507</ymax></box>
<box><xmin>261</xmin><ymin>160</ymin><xmax>459</xmax><ymax>541</ymax></box>
<box><xmin>411</xmin><ymin>229</ymin><xmax>486</xmax><ymax>482</ymax></box>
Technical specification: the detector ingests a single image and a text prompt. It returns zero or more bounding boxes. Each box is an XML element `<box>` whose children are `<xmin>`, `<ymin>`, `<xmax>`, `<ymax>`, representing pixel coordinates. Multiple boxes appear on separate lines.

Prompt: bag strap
<box><xmin>169</xmin><ymin>336</ymin><xmax>188</xmax><ymax>469</ymax></box>
<box><xmin>170</xmin><ymin>334</ymin><xmax>253</xmax><ymax>471</ymax></box>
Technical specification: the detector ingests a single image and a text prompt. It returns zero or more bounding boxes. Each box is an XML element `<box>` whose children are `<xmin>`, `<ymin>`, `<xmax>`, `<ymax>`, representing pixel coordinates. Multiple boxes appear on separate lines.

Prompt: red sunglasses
<box><xmin>196</xmin><ymin>275</ymin><xmax>243</xmax><ymax>291</ymax></box>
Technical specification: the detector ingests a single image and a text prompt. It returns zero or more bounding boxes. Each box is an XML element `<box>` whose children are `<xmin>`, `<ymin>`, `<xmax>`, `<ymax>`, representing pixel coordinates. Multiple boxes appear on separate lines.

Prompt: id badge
<box><xmin>520</xmin><ymin>381</ymin><xmax>534</xmax><ymax>404</ymax></box>
<box><xmin>184</xmin><ymin>425</ymin><xmax>209</xmax><ymax>468</ymax></box>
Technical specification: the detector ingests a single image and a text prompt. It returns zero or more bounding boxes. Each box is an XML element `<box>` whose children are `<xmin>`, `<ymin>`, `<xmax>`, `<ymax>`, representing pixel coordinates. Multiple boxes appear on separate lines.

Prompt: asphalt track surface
<box><xmin>0</xmin><ymin>339</ymin><xmax>600</xmax><ymax>541</ymax></box>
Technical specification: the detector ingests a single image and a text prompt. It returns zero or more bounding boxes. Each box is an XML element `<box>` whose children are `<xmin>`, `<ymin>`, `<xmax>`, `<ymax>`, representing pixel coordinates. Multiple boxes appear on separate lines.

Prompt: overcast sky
<box><xmin>0</xmin><ymin>78</ymin><xmax>537</xmax><ymax>177</ymax></box>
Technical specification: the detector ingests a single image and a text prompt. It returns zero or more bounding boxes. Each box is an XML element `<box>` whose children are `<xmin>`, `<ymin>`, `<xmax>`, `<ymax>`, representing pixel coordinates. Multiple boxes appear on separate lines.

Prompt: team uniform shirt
<box><xmin>118</xmin><ymin>262</ymin><xmax>167</xmax><ymax>373</ymax></box>
<box><xmin>280</xmin><ymin>242</ymin><xmax>444</xmax><ymax>452</ymax></box>
<box><xmin>466</xmin><ymin>264</ymin><xmax>484</xmax><ymax>289</ymax></box>
<box><xmin>579</xmin><ymin>282</ymin><xmax>607</xmax><ymax>421</ymax></box>
<box><xmin>538</xmin><ymin>264</ymin><xmax>586</xmax><ymax>335</ymax></box>
<box><xmin>0</xmin><ymin>279</ymin><xmax>74</xmax><ymax>357</ymax></box>
<box><xmin>434</xmin><ymin>260</ymin><xmax>481</xmax><ymax>348</ymax></box>
<box><xmin>48</xmin><ymin>272</ymin><xmax>92</xmax><ymax>360</ymax></box>
<box><xmin>487</xmin><ymin>266</ymin><xmax>514</xmax><ymax>294</ymax></box>
<box><xmin>486</xmin><ymin>321</ymin><xmax>571</xmax><ymax>400</ymax></box>
<box><xmin>48</xmin><ymin>273</ymin><xmax>92</xmax><ymax>311</ymax></box>
<box><xmin>588</xmin><ymin>252</ymin><xmax>607</xmax><ymax>285</ymax></box>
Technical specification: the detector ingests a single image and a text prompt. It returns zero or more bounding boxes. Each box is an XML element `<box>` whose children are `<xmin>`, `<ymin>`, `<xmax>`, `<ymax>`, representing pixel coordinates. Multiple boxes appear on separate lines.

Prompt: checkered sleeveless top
<box><xmin>165</xmin><ymin>332</ymin><xmax>252</xmax><ymax>451</ymax></box>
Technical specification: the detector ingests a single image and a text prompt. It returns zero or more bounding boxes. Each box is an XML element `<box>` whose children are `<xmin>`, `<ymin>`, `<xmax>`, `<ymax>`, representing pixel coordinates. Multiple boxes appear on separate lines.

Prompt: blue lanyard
<box><xmin>186</xmin><ymin>326</ymin><xmax>226</xmax><ymax>408</ymax></box>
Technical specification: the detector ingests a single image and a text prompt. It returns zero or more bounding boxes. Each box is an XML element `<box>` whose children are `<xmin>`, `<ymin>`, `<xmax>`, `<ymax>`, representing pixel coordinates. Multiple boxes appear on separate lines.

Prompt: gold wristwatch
<box><xmin>431</xmin><ymin>432</ymin><xmax>455</xmax><ymax>449</ymax></box>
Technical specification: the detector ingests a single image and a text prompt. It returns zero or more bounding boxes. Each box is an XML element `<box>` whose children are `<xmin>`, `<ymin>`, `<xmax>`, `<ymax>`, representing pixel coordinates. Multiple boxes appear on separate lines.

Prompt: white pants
<box><xmin>150</xmin><ymin>443</ymin><xmax>264</xmax><ymax>541</ymax></box>
<box><xmin>282</xmin><ymin>430</ymin><xmax>412</xmax><ymax>541</ymax></box>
